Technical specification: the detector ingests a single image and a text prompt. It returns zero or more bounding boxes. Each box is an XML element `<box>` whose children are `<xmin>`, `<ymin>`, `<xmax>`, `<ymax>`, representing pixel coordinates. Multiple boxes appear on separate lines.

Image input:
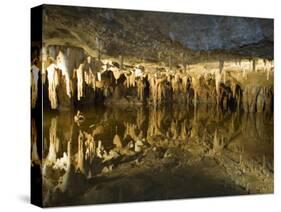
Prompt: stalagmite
<box><xmin>113</xmin><ymin>131</ymin><xmax>122</xmax><ymax>148</ymax></box>
<box><xmin>134</xmin><ymin>139</ymin><xmax>143</xmax><ymax>152</ymax></box>
<box><xmin>31</xmin><ymin>64</ymin><xmax>40</xmax><ymax>108</ymax></box>
<box><xmin>53</xmin><ymin>152</ymin><xmax>68</xmax><ymax>171</ymax></box>
<box><xmin>96</xmin><ymin>140</ymin><xmax>105</xmax><ymax>158</ymax></box>
<box><xmin>47</xmin><ymin>63</ymin><xmax>59</xmax><ymax>109</ymax></box>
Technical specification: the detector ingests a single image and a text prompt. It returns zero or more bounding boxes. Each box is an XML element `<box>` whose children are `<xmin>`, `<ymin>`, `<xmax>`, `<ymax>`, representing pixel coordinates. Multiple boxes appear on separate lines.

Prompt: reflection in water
<box><xmin>40</xmin><ymin>105</ymin><xmax>273</xmax><ymax>206</ymax></box>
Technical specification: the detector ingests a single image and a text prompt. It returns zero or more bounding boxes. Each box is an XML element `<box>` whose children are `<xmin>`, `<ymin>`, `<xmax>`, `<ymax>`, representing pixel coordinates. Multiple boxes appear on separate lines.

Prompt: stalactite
<box><xmin>111</xmin><ymin>67</ymin><xmax>121</xmax><ymax>84</ymax></box>
<box><xmin>47</xmin><ymin>63</ymin><xmax>59</xmax><ymax>109</ymax></box>
<box><xmin>223</xmin><ymin>70</ymin><xmax>226</xmax><ymax>84</ymax></box>
<box><xmin>214</xmin><ymin>68</ymin><xmax>222</xmax><ymax>106</ymax></box>
<box><xmin>97</xmin><ymin>72</ymin><xmax>102</xmax><ymax>82</ymax></box>
<box><xmin>56</xmin><ymin>51</ymin><xmax>71</xmax><ymax>98</ymax></box>
<box><xmin>119</xmin><ymin>55</ymin><xmax>123</xmax><ymax>69</ymax></box>
<box><xmin>134</xmin><ymin>67</ymin><xmax>143</xmax><ymax>77</ymax></box>
<box><xmin>252</xmin><ymin>59</ymin><xmax>256</xmax><ymax>72</ymax></box>
<box><xmin>124</xmin><ymin>72</ymin><xmax>130</xmax><ymax>88</ymax></box>
<box><xmin>130</xmin><ymin>70</ymin><xmax>136</xmax><ymax>87</ymax></box>
<box><xmin>182</xmin><ymin>75</ymin><xmax>188</xmax><ymax>94</ymax></box>
<box><xmin>41</xmin><ymin>46</ymin><xmax>47</xmax><ymax>84</ymax></box>
<box><xmin>76</xmin><ymin>63</ymin><xmax>85</xmax><ymax>101</ymax></box>
<box><xmin>137</xmin><ymin>78</ymin><xmax>145</xmax><ymax>101</ymax></box>
<box><xmin>31</xmin><ymin>64</ymin><xmax>40</xmax><ymax>108</ymax></box>
<box><xmin>171</xmin><ymin>73</ymin><xmax>180</xmax><ymax>93</ymax></box>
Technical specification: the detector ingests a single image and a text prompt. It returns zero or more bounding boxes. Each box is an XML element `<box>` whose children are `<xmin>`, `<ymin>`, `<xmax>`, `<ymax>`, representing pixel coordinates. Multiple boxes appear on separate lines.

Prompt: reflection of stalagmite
<box><xmin>74</xmin><ymin>110</ymin><xmax>85</xmax><ymax>126</ymax></box>
<box><xmin>192</xmin><ymin>77</ymin><xmax>199</xmax><ymax>107</ymax></box>
<box><xmin>47</xmin><ymin>63</ymin><xmax>59</xmax><ymax>109</ymax></box>
<box><xmin>47</xmin><ymin>117</ymin><xmax>59</xmax><ymax>163</ymax></box>
<box><xmin>56</xmin><ymin>51</ymin><xmax>71</xmax><ymax>98</ymax></box>
<box><xmin>213</xmin><ymin>129</ymin><xmax>224</xmax><ymax>153</ymax></box>
<box><xmin>56</xmin><ymin>140</ymin><xmax>71</xmax><ymax>192</ymax></box>
<box><xmin>170</xmin><ymin>120</ymin><xmax>179</xmax><ymax>139</ymax></box>
<box><xmin>256</xmin><ymin>87</ymin><xmax>266</xmax><ymax>112</ymax></box>
<box><xmin>180</xmin><ymin>120</ymin><xmax>188</xmax><ymax>140</ymax></box>
<box><xmin>147</xmin><ymin>107</ymin><xmax>163</xmax><ymax>137</ymax></box>
<box><xmin>85</xmin><ymin>132</ymin><xmax>95</xmax><ymax>162</ymax></box>
<box><xmin>31</xmin><ymin>64</ymin><xmax>40</xmax><ymax>108</ymax></box>
<box><xmin>31</xmin><ymin>119</ymin><xmax>40</xmax><ymax>166</ymax></box>
<box><xmin>124</xmin><ymin>123</ymin><xmax>138</xmax><ymax>141</ymax></box>
<box><xmin>76</xmin><ymin>130</ymin><xmax>85</xmax><ymax>173</ymax></box>
<box><xmin>136</xmin><ymin>107</ymin><xmax>145</xmax><ymax>129</ymax></box>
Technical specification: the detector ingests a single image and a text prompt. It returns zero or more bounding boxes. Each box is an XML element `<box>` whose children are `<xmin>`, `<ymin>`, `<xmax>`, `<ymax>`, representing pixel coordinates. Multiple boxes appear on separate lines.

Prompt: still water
<box><xmin>32</xmin><ymin>104</ymin><xmax>273</xmax><ymax>206</ymax></box>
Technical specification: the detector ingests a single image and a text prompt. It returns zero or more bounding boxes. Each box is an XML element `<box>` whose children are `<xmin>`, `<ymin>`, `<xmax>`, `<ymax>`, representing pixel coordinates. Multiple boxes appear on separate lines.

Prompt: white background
<box><xmin>0</xmin><ymin>0</ymin><xmax>280</xmax><ymax>211</ymax></box>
